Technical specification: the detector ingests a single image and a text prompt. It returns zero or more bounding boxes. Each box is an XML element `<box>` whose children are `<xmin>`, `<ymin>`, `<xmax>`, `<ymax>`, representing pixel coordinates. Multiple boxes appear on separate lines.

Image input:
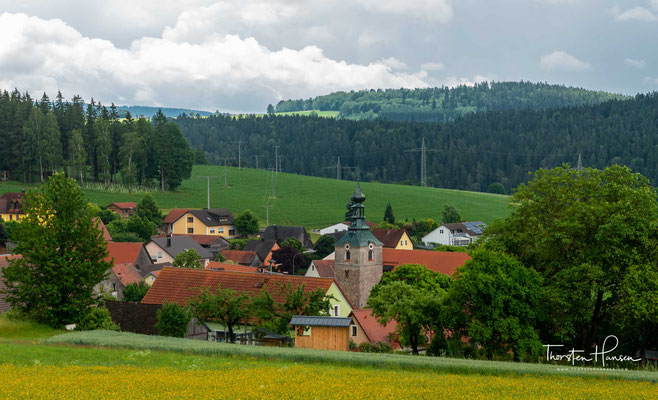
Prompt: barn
<box><xmin>290</xmin><ymin>316</ymin><xmax>352</xmax><ymax>351</ymax></box>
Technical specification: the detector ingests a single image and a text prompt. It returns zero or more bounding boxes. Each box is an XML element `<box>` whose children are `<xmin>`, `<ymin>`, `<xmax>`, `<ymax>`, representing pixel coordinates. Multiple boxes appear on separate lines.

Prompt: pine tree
<box><xmin>95</xmin><ymin>119</ymin><xmax>112</xmax><ymax>186</ymax></box>
<box><xmin>69</xmin><ymin>128</ymin><xmax>86</xmax><ymax>182</ymax></box>
<box><xmin>384</xmin><ymin>202</ymin><xmax>395</xmax><ymax>224</ymax></box>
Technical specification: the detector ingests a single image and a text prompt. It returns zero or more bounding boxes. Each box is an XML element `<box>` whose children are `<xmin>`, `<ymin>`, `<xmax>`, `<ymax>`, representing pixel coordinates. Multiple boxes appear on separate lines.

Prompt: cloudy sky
<box><xmin>0</xmin><ymin>0</ymin><xmax>656</xmax><ymax>113</ymax></box>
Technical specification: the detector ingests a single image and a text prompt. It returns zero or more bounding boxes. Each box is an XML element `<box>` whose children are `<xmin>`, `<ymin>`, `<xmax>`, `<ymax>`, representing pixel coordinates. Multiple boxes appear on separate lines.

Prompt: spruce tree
<box><xmin>384</xmin><ymin>202</ymin><xmax>395</xmax><ymax>224</ymax></box>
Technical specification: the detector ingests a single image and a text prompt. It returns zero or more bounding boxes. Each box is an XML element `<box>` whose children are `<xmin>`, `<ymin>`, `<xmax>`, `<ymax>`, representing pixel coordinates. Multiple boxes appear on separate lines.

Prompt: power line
<box><xmin>323</xmin><ymin>156</ymin><xmax>355</xmax><ymax>180</ymax></box>
<box><xmin>273</xmin><ymin>146</ymin><xmax>280</xmax><ymax>174</ymax></box>
<box><xmin>405</xmin><ymin>137</ymin><xmax>440</xmax><ymax>187</ymax></box>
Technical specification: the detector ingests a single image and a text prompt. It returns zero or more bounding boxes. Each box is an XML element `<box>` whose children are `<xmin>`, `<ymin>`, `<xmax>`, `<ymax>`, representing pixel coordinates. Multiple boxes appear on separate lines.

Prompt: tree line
<box><xmin>273</xmin><ymin>81</ymin><xmax>627</xmax><ymax>122</ymax></box>
<box><xmin>0</xmin><ymin>89</ymin><xmax>194</xmax><ymax>190</ymax></box>
<box><xmin>176</xmin><ymin>92</ymin><xmax>658</xmax><ymax>192</ymax></box>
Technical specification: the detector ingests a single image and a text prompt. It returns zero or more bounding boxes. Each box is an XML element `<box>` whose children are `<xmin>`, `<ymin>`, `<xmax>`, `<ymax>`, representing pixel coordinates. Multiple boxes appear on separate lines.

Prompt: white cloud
<box><xmin>652</xmin><ymin>0</ymin><xmax>658</xmax><ymax>10</ymax></box>
<box><xmin>538</xmin><ymin>0</ymin><xmax>580</xmax><ymax>4</ymax></box>
<box><xmin>540</xmin><ymin>50</ymin><xmax>591</xmax><ymax>71</ymax></box>
<box><xmin>377</xmin><ymin>57</ymin><xmax>408</xmax><ymax>70</ymax></box>
<box><xmin>356</xmin><ymin>0</ymin><xmax>453</xmax><ymax>22</ymax></box>
<box><xmin>0</xmin><ymin>12</ymin><xmax>430</xmax><ymax>112</ymax></box>
<box><xmin>614</xmin><ymin>6</ymin><xmax>658</xmax><ymax>22</ymax></box>
<box><xmin>420</xmin><ymin>62</ymin><xmax>446</xmax><ymax>72</ymax></box>
<box><xmin>625</xmin><ymin>58</ymin><xmax>646</xmax><ymax>69</ymax></box>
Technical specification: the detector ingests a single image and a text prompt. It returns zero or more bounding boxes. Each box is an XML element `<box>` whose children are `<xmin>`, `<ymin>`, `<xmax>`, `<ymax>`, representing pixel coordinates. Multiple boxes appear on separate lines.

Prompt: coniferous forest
<box><xmin>0</xmin><ymin>90</ymin><xmax>194</xmax><ymax>190</ymax></box>
<box><xmin>178</xmin><ymin>92</ymin><xmax>658</xmax><ymax>193</ymax></box>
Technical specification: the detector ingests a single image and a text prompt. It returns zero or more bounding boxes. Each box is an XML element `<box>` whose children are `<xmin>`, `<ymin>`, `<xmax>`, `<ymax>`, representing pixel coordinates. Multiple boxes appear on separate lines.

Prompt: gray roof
<box><xmin>137</xmin><ymin>262</ymin><xmax>172</xmax><ymax>278</ymax></box>
<box><xmin>243</xmin><ymin>239</ymin><xmax>277</xmax><ymax>261</ymax></box>
<box><xmin>289</xmin><ymin>316</ymin><xmax>352</xmax><ymax>327</ymax></box>
<box><xmin>190</xmin><ymin>208</ymin><xmax>234</xmax><ymax>227</ymax></box>
<box><xmin>262</xmin><ymin>225</ymin><xmax>313</xmax><ymax>249</ymax></box>
<box><xmin>150</xmin><ymin>236</ymin><xmax>214</xmax><ymax>260</ymax></box>
<box><xmin>443</xmin><ymin>221</ymin><xmax>487</xmax><ymax>237</ymax></box>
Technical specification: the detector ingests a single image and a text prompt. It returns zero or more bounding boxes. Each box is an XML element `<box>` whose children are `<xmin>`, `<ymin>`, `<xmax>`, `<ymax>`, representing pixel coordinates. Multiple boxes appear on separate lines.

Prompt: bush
<box><xmin>356</xmin><ymin>342</ymin><xmax>393</xmax><ymax>353</ymax></box>
<box><xmin>122</xmin><ymin>281</ymin><xmax>150</xmax><ymax>302</ymax></box>
<box><xmin>77</xmin><ymin>307</ymin><xmax>119</xmax><ymax>331</ymax></box>
<box><xmin>156</xmin><ymin>302</ymin><xmax>191</xmax><ymax>338</ymax></box>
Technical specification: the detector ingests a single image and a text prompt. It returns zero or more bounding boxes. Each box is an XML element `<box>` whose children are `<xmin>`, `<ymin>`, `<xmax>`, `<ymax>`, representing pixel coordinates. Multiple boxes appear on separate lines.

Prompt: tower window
<box><xmin>345</xmin><ymin>250</ymin><xmax>350</xmax><ymax>261</ymax></box>
<box><xmin>344</xmin><ymin>270</ymin><xmax>349</xmax><ymax>278</ymax></box>
<box><xmin>368</xmin><ymin>250</ymin><xmax>373</xmax><ymax>261</ymax></box>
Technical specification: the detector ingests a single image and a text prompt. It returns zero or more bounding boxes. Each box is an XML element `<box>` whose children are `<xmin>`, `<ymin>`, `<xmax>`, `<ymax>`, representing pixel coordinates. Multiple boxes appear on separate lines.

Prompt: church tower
<box><xmin>334</xmin><ymin>184</ymin><xmax>383</xmax><ymax>309</ymax></box>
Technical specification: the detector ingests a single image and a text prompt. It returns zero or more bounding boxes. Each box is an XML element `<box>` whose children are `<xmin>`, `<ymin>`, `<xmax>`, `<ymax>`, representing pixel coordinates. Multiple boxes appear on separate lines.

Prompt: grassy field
<box><xmin>0</xmin><ymin>166</ymin><xmax>510</xmax><ymax>228</ymax></box>
<box><xmin>0</xmin><ymin>318</ymin><xmax>655</xmax><ymax>399</ymax></box>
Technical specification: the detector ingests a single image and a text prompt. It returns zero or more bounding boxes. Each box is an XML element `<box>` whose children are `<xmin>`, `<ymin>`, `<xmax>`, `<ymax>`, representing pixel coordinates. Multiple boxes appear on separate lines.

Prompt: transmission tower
<box><xmin>273</xmin><ymin>146</ymin><xmax>280</xmax><ymax>173</ymax></box>
<box><xmin>252</xmin><ymin>155</ymin><xmax>263</xmax><ymax>170</ymax></box>
<box><xmin>323</xmin><ymin>156</ymin><xmax>355</xmax><ymax>180</ymax></box>
<box><xmin>232</xmin><ymin>141</ymin><xmax>246</xmax><ymax>169</ymax></box>
<box><xmin>404</xmin><ymin>137</ymin><xmax>440</xmax><ymax>187</ymax></box>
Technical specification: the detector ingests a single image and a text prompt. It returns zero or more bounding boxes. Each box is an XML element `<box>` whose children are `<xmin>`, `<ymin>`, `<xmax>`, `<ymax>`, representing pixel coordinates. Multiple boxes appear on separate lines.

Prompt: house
<box><xmin>95</xmin><ymin>262</ymin><xmax>143</xmax><ymax>300</ymax></box>
<box><xmin>382</xmin><ymin>248</ymin><xmax>471</xmax><ymax>275</ymax></box>
<box><xmin>138</xmin><ymin>262</ymin><xmax>171</xmax><ymax>285</ymax></box>
<box><xmin>290</xmin><ymin>315</ymin><xmax>352</xmax><ymax>351</ymax></box>
<box><xmin>243</xmin><ymin>239</ymin><xmax>280</xmax><ymax>266</ymax></box>
<box><xmin>0</xmin><ymin>254</ymin><xmax>20</xmax><ymax>313</ymax></box>
<box><xmin>220</xmin><ymin>250</ymin><xmax>261</xmax><ymax>267</ymax></box>
<box><xmin>107</xmin><ymin>202</ymin><xmax>137</xmax><ymax>218</ymax></box>
<box><xmin>262</xmin><ymin>225</ymin><xmax>314</xmax><ymax>250</ymax></box>
<box><xmin>144</xmin><ymin>270</ymin><xmax>161</xmax><ymax>286</ymax></box>
<box><xmin>142</xmin><ymin>267</ymin><xmax>354</xmax><ymax>322</ymax></box>
<box><xmin>145</xmin><ymin>235</ymin><xmax>214</xmax><ymax>267</ymax></box>
<box><xmin>305</xmin><ymin>260</ymin><xmax>335</xmax><ymax>278</ymax></box>
<box><xmin>349</xmin><ymin>309</ymin><xmax>400</xmax><ymax>349</ymax></box>
<box><xmin>317</xmin><ymin>220</ymin><xmax>376</xmax><ymax>236</ymax></box>
<box><xmin>0</xmin><ymin>191</ymin><xmax>26</xmax><ymax>223</ymax></box>
<box><xmin>206</xmin><ymin>261</ymin><xmax>261</xmax><ymax>273</ymax></box>
<box><xmin>422</xmin><ymin>222</ymin><xmax>487</xmax><ymax>247</ymax></box>
<box><xmin>371</xmin><ymin>228</ymin><xmax>414</xmax><ymax>250</ymax></box>
<box><xmin>105</xmin><ymin>242</ymin><xmax>151</xmax><ymax>270</ymax></box>
<box><xmin>163</xmin><ymin>208</ymin><xmax>237</xmax><ymax>238</ymax></box>
<box><xmin>156</xmin><ymin>233</ymin><xmax>230</xmax><ymax>251</ymax></box>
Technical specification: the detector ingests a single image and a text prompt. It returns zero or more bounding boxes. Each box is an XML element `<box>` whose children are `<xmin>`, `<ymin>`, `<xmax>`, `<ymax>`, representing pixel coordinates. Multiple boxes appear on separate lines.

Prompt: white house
<box><xmin>317</xmin><ymin>222</ymin><xmax>349</xmax><ymax>236</ymax></box>
<box><xmin>422</xmin><ymin>222</ymin><xmax>486</xmax><ymax>247</ymax></box>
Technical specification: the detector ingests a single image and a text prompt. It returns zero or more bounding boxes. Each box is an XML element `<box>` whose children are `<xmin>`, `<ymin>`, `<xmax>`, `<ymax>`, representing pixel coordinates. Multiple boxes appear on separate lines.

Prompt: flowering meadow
<box><xmin>0</xmin><ymin>362</ymin><xmax>656</xmax><ymax>400</ymax></box>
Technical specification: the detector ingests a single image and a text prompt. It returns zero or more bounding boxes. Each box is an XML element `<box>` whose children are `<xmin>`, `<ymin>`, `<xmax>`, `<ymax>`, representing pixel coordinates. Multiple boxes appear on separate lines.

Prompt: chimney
<box><xmin>166</xmin><ymin>233</ymin><xmax>172</xmax><ymax>247</ymax></box>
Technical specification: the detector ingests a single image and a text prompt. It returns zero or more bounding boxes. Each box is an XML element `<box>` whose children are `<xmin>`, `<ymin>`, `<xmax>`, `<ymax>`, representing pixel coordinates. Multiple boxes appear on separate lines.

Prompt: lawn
<box><xmin>0</xmin><ymin>319</ymin><xmax>655</xmax><ymax>399</ymax></box>
<box><xmin>0</xmin><ymin>166</ymin><xmax>510</xmax><ymax>228</ymax></box>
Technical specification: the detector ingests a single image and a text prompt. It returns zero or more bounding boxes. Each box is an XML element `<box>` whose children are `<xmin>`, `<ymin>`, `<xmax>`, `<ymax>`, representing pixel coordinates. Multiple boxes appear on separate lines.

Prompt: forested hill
<box><xmin>178</xmin><ymin>92</ymin><xmax>658</xmax><ymax>193</ymax></box>
<box><xmin>273</xmin><ymin>81</ymin><xmax>628</xmax><ymax>122</ymax></box>
<box><xmin>116</xmin><ymin>105</ymin><xmax>214</xmax><ymax>118</ymax></box>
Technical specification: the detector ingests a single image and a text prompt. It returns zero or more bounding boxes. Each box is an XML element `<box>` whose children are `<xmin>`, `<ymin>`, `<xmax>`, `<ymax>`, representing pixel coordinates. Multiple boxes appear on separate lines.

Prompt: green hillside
<box><xmin>0</xmin><ymin>166</ymin><xmax>509</xmax><ymax>228</ymax></box>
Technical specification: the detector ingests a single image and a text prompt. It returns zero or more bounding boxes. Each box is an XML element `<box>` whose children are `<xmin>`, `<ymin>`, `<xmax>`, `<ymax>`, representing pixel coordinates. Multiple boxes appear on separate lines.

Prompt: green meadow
<box><xmin>0</xmin><ymin>166</ymin><xmax>509</xmax><ymax>228</ymax></box>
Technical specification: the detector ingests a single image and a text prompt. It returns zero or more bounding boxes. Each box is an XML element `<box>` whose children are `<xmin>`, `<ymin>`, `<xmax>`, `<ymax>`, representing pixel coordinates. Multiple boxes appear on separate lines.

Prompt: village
<box><xmin>0</xmin><ymin>185</ymin><xmax>483</xmax><ymax>353</ymax></box>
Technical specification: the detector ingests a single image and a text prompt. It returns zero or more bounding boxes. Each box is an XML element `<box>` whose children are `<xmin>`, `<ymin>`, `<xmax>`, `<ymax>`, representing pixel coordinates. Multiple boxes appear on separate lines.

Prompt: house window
<box><xmin>345</xmin><ymin>251</ymin><xmax>350</xmax><ymax>261</ymax></box>
<box><xmin>440</xmin><ymin>229</ymin><xmax>444</xmax><ymax>234</ymax></box>
<box><xmin>333</xmin><ymin>305</ymin><xmax>340</xmax><ymax>317</ymax></box>
<box><xmin>229</xmin><ymin>229</ymin><xmax>235</xmax><ymax>235</ymax></box>
<box><xmin>404</xmin><ymin>240</ymin><xmax>408</xmax><ymax>245</ymax></box>
<box><xmin>368</xmin><ymin>249</ymin><xmax>373</xmax><ymax>261</ymax></box>
<box><xmin>187</xmin><ymin>216</ymin><xmax>193</xmax><ymax>223</ymax></box>
<box><xmin>218</xmin><ymin>227</ymin><xmax>225</xmax><ymax>233</ymax></box>
<box><xmin>158</xmin><ymin>251</ymin><xmax>163</xmax><ymax>259</ymax></box>
<box><xmin>9</xmin><ymin>215</ymin><xmax>13</xmax><ymax>220</ymax></box>
<box><xmin>351</xmin><ymin>325</ymin><xmax>358</xmax><ymax>337</ymax></box>
<box><xmin>400</xmin><ymin>240</ymin><xmax>403</xmax><ymax>245</ymax></box>
<box><xmin>188</xmin><ymin>228</ymin><xmax>194</xmax><ymax>233</ymax></box>
<box><xmin>210</xmin><ymin>228</ymin><xmax>215</xmax><ymax>234</ymax></box>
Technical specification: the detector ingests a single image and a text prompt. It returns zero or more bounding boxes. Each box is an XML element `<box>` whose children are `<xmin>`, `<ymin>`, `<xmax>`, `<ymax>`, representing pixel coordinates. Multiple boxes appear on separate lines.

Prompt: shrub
<box><xmin>122</xmin><ymin>281</ymin><xmax>150</xmax><ymax>302</ymax></box>
<box><xmin>156</xmin><ymin>302</ymin><xmax>191</xmax><ymax>338</ymax></box>
<box><xmin>77</xmin><ymin>307</ymin><xmax>119</xmax><ymax>331</ymax></box>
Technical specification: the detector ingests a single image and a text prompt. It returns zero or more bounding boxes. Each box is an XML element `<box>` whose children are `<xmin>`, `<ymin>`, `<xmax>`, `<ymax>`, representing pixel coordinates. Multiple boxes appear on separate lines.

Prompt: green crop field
<box><xmin>0</xmin><ymin>166</ymin><xmax>509</xmax><ymax>228</ymax></box>
<box><xmin>0</xmin><ymin>319</ymin><xmax>655</xmax><ymax>399</ymax></box>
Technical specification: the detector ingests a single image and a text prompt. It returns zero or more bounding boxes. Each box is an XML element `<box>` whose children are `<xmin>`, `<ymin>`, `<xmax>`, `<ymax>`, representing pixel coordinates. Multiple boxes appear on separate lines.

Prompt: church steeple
<box><xmin>334</xmin><ymin>184</ymin><xmax>383</xmax><ymax>308</ymax></box>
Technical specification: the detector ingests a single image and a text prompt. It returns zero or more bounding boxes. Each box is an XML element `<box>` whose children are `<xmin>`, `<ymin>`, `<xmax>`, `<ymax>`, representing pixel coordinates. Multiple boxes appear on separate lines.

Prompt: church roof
<box><xmin>335</xmin><ymin>184</ymin><xmax>382</xmax><ymax>248</ymax></box>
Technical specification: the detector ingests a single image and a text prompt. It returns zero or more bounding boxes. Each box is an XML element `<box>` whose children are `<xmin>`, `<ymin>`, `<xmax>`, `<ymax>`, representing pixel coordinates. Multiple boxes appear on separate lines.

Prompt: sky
<box><xmin>0</xmin><ymin>0</ymin><xmax>656</xmax><ymax>113</ymax></box>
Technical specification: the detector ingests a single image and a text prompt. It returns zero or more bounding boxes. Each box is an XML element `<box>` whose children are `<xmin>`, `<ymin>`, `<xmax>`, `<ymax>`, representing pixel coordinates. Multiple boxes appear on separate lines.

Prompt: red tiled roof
<box><xmin>157</xmin><ymin>233</ymin><xmax>227</xmax><ymax>246</ymax></box>
<box><xmin>0</xmin><ymin>255</ymin><xmax>21</xmax><ymax>313</ymax></box>
<box><xmin>106</xmin><ymin>242</ymin><xmax>144</xmax><ymax>265</ymax></box>
<box><xmin>108</xmin><ymin>202</ymin><xmax>137</xmax><ymax>210</ymax></box>
<box><xmin>94</xmin><ymin>218</ymin><xmax>113</xmax><ymax>242</ymax></box>
<box><xmin>112</xmin><ymin>263</ymin><xmax>142</xmax><ymax>286</ymax></box>
<box><xmin>221</xmin><ymin>250</ymin><xmax>257</xmax><ymax>265</ymax></box>
<box><xmin>311</xmin><ymin>260</ymin><xmax>335</xmax><ymax>278</ymax></box>
<box><xmin>142</xmin><ymin>267</ymin><xmax>334</xmax><ymax>306</ymax></box>
<box><xmin>206</xmin><ymin>261</ymin><xmax>259</xmax><ymax>273</ymax></box>
<box><xmin>351</xmin><ymin>308</ymin><xmax>399</xmax><ymax>346</ymax></box>
<box><xmin>163</xmin><ymin>209</ymin><xmax>188</xmax><ymax>224</ymax></box>
<box><xmin>383</xmin><ymin>248</ymin><xmax>470</xmax><ymax>276</ymax></box>
<box><xmin>372</xmin><ymin>228</ymin><xmax>407</xmax><ymax>248</ymax></box>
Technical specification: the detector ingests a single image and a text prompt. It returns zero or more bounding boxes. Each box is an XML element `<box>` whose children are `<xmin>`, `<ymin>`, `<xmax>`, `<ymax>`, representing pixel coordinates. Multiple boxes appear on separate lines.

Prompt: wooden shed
<box><xmin>290</xmin><ymin>316</ymin><xmax>352</xmax><ymax>351</ymax></box>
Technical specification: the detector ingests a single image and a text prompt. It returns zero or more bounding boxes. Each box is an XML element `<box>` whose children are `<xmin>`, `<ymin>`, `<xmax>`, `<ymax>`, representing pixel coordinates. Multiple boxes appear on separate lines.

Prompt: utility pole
<box><xmin>277</xmin><ymin>155</ymin><xmax>283</xmax><ymax>173</ymax></box>
<box><xmin>262</xmin><ymin>203</ymin><xmax>273</xmax><ymax>226</ymax></box>
<box><xmin>198</xmin><ymin>176</ymin><xmax>216</xmax><ymax>208</ymax></box>
<box><xmin>337</xmin><ymin>156</ymin><xmax>341</xmax><ymax>181</ymax></box>
<box><xmin>577</xmin><ymin>153</ymin><xmax>583</xmax><ymax>171</ymax></box>
<box><xmin>273</xmin><ymin>146</ymin><xmax>280</xmax><ymax>174</ymax></box>
<box><xmin>252</xmin><ymin>155</ymin><xmax>263</xmax><ymax>170</ymax></box>
<box><xmin>405</xmin><ymin>137</ymin><xmax>439</xmax><ymax>187</ymax></box>
<box><xmin>232</xmin><ymin>141</ymin><xmax>246</xmax><ymax>169</ymax></box>
<box><xmin>217</xmin><ymin>157</ymin><xmax>235</xmax><ymax>187</ymax></box>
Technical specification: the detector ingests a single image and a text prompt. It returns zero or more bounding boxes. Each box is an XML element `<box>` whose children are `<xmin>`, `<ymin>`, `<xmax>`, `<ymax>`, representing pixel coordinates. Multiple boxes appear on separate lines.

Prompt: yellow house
<box><xmin>0</xmin><ymin>192</ymin><xmax>26</xmax><ymax>223</ymax></box>
<box><xmin>371</xmin><ymin>228</ymin><xmax>414</xmax><ymax>250</ymax></box>
<box><xmin>163</xmin><ymin>208</ymin><xmax>237</xmax><ymax>239</ymax></box>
